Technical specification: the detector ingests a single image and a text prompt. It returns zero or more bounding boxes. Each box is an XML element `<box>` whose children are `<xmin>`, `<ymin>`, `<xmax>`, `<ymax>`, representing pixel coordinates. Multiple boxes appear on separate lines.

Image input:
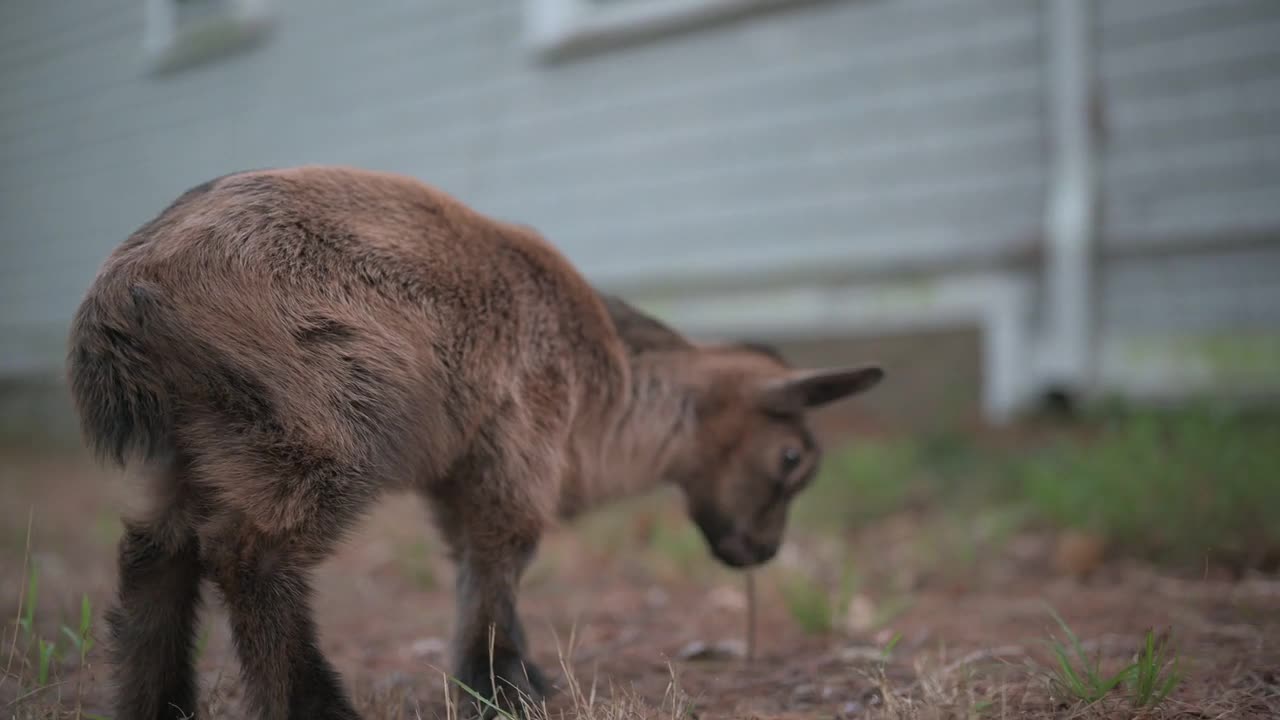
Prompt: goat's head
<box><xmin>673</xmin><ymin>345</ymin><xmax>883</xmax><ymax>568</ymax></box>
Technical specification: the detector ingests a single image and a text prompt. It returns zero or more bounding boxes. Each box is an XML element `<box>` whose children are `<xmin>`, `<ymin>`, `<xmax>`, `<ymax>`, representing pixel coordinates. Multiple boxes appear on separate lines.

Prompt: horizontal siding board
<box><xmin>504</xmin><ymin>0</ymin><xmax>1033</xmax><ymax>108</ymax></box>
<box><xmin>1104</xmin><ymin>184</ymin><xmax>1280</xmax><ymax>243</ymax></box>
<box><xmin>0</xmin><ymin>80</ymin><xmax>504</xmax><ymax>195</ymax></box>
<box><xmin>2</xmin><ymin>0</ymin><xmax>1048</xmax><ymax>373</ymax></box>
<box><xmin>1107</xmin><ymin>110</ymin><xmax>1280</xmax><ymax>174</ymax></box>
<box><xmin>0</xmin><ymin>17</ymin><xmax>144</xmax><ymax>126</ymax></box>
<box><xmin>0</xmin><ymin>28</ymin><xmax>514</xmax><ymax>162</ymax></box>
<box><xmin>1101</xmin><ymin>50</ymin><xmax>1280</xmax><ymax>108</ymax></box>
<box><xmin>555</xmin><ymin>171</ymin><xmax>1045</xmax><ymax>246</ymax></box>
<box><xmin>0</xmin><ymin>13</ymin><xmax>138</xmax><ymax>81</ymax></box>
<box><xmin>1106</xmin><ymin>132</ymin><xmax>1280</xmax><ymax>186</ymax></box>
<box><xmin>1099</xmin><ymin>0</ymin><xmax>1275</xmax><ymax>26</ymax></box>
<box><xmin>0</xmin><ymin>2</ymin><xmax>128</xmax><ymax>67</ymax></box>
<box><xmin>493</xmin><ymin>119</ymin><xmax>1044</xmax><ymax>225</ymax></box>
<box><xmin>545</xmin><ymin>171</ymin><xmax>1046</xmax><ymax>268</ymax></box>
<box><xmin>4</xmin><ymin>0</ymin><xmax>1040</xmax><ymax>169</ymax></box>
<box><xmin>1102</xmin><ymin>247</ymin><xmax>1280</xmax><ymax>333</ymax></box>
<box><xmin>1099</xmin><ymin>0</ymin><xmax>1280</xmax><ymax>48</ymax></box>
<box><xmin>1099</xmin><ymin>16</ymin><xmax>1280</xmax><ymax>82</ymax></box>
<box><xmin>1099</xmin><ymin>0</ymin><xmax>1280</xmax><ymax>248</ymax></box>
<box><xmin>0</xmin><ymin>3</ymin><xmax>517</xmax><ymax>138</ymax></box>
<box><xmin>488</xmin><ymin>71</ymin><xmax>1043</xmax><ymax>199</ymax></box>
<box><xmin>493</xmin><ymin>57</ymin><xmax>1042</xmax><ymax>181</ymax></box>
<box><xmin>1105</xmin><ymin>73</ymin><xmax>1280</xmax><ymax>145</ymax></box>
<box><xmin>1104</xmin><ymin>287</ymin><xmax>1280</xmax><ymax>334</ymax></box>
<box><xmin>1106</xmin><ymin>246</ymin><xmax>1280</xmax><ymax>295</ymax></box>
<box><xmin>0</xmin><ymin>11</ymin><xmax>135</xmax><ymax>81</ymax></box>
<box><xmin>499</xmin><ymin>10</ymin><xmax>1039</xmax><ymax>145</ymax></box>
<box><xmin>582</xmin><ymin>217</ymin><xmax>1037</xmax><ymax>287</ymax></box>
<box><xmin>3</xmin><ymin>78</ymin><xmax>1039</xmax><ymax>215</ymax></box>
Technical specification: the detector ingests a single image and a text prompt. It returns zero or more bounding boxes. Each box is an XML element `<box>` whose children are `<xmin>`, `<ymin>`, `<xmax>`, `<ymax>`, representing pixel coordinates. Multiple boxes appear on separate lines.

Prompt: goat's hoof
<box><xmin>454</xmin><ymin>653</ymin><xmax>549</xmax><ymax>719</ymax></box>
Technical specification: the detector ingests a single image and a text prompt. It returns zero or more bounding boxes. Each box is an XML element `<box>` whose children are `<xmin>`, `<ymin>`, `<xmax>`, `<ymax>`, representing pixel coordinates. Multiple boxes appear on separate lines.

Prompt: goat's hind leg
<box><xmin>216</xmin><ymin>559</ymin><xmax>355</xmax><ymax>720</ymax></box>
<box><xmin>445</xmin><ymin>500</ymin><xmax>549</xmax><ymax>719</ymax></box>
<box><xmin>203</xmin><ymin>518</ymin><xmax>360</xmax><ymax>720</ymax></box>
<box><xmin>107</xmin><ymin>462</ymin><xmax>205</xmax><ymax>720</ymax></box>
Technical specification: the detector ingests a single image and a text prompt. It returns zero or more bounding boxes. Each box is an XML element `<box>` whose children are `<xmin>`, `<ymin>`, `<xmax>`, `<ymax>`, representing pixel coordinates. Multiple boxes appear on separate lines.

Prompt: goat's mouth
<box><xmin>691</xmin><ymin>506</ymin><xmax>778</xmax><ymax>568</ymax></box>
<box><xmin>710</xmin><ymin>533</ymin><xmax>779</xmax><ymax>568</ymax></box>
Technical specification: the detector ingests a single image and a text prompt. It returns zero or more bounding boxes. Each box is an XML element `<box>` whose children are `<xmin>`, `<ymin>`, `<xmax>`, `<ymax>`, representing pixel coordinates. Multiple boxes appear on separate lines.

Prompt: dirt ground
<box><xmin>2</xmin><ymin>447</ymin><xmax>1278</xmax><ymax>719</ymax></box>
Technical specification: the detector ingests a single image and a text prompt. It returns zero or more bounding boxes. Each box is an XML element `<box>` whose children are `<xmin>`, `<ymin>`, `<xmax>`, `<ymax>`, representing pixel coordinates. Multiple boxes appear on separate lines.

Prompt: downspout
<box><xmin>1037</xmin><ymin>0</ymin><xmax>1100</xmax><ymax>404</ymax></box>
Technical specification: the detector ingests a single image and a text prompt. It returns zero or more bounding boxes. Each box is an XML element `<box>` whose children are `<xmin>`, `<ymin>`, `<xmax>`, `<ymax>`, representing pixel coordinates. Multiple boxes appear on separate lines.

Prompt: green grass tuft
<box><xmin>778</xmin><ymin>570</ymin><xmax>835</xmax><ymax>635</ymax></box>
<box><xmin>19</xmin><ymin>559</ymin><xmax>38</xmax><ymax>638</ymax></box>
<box><xmin>1042</xmin><ymin>605</ymin><xmax>1129</xmax><ymax>704</ymax></box>
<box><xmin>1019</xmin><ymin>407</ymin><xmax>1280</xmax><ymax>565</ymax></box>
<box><xmin>59</xmin><ymin>593</ymin><xmax>95</xmax><ymax>664</ymax></box>
<box><xmin>35</xmin><ymin>637</ymin><xmax>57</xmax><ymax>686</ymax></box>
<box><xmin>1128</xmin><ymin>628</ymin><xmax>1183</xmax><ymax>709</ymax></box>
<box><xmin>777</xmin><ymin>560</ymin><xmax>859</xmax><ymax>635</ymax></box>
<box><xmin>800</xmin><ymin>405</ymin><xmax>1280</xmax><ymax>570</ymax></box>
<box><xmin>1040</xmin><ymin>604</ymin><xmax>1183</xmax><ymax>710</ymax></box>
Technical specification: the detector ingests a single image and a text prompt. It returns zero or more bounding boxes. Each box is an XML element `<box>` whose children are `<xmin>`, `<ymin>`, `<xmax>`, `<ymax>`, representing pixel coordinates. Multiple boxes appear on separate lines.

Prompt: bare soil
<box><xmin>2</xmin><ymin>449</ymin><xmax>1277</xmax><ymax>719</ymax></box>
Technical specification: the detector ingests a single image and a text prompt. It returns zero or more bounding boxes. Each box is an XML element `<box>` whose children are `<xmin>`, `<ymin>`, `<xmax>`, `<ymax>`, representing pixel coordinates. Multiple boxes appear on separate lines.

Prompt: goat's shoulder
<box><xmin>595</xmin><ymin>294</ymin><xmax>692</xmax><ymax>356</ymax></box>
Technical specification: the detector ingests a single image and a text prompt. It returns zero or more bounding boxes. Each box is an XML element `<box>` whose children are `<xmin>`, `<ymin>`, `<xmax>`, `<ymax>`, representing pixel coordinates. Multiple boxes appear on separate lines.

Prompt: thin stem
<box><xmin>3</xmin><ymin>508</ymin><xmax>34</xmax><ymax>680</ymax></box>
<box><xmin>745</xmin><ymin>571</ymin><xmax>757</xmax><ymax>663</ymax></box>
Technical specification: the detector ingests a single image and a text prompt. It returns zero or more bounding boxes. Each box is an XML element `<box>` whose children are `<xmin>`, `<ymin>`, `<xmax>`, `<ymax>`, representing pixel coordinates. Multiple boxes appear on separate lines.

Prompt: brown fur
<box><xmin>67</xmin><ymin>165</ymin><xmax>883</xmax><ymax>719</ymax></box>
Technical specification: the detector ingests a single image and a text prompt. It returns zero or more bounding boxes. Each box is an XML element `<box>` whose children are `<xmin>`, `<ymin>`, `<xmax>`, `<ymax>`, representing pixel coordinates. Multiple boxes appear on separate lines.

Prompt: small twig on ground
<box><xmin>744</xmin><ymin>571</ymin><xmax>757</xmax><ymax>663</ymax></box>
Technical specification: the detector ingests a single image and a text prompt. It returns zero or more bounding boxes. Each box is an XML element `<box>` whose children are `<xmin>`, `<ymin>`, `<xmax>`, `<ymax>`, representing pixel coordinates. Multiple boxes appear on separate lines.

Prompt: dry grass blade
<box><xmin>941</xmin><ymin>645</ymin><xmax>1026</xmax><ymax>676</ymax></box>
<box><xmin>5</xmin><ymin>678</ymin><xmax>74</xmax><ymax>709</ymax></box>
<box><xmin>744</xmin><ymin>571</ymin><xmax>757</xmax><ymax>663</ymax></box>
<box><xmin>4</xmin><ymin>507</ymin><xmax>35</xmax><ymax>683</ymax></box>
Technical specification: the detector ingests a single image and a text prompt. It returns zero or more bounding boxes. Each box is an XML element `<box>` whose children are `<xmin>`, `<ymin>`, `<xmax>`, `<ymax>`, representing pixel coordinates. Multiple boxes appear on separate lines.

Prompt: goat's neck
<box><xmin>566</xmin><ymin>353</ymin><xmax>695</xmax><ymax>517</ymax></box>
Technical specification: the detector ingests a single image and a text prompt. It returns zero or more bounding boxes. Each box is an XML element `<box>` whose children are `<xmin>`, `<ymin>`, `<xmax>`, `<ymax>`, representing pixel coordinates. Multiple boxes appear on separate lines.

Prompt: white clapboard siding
<box><xmin>1095</xmin><ymin>0</ymin><xmax>1280</xmax><ymax>394</ymax></box>
<box><xmin>0</xmin><ymin>0</ymin><xmax>1046</xmax><ymax>374</ymax></box>
<box><xmin>1098</xmin><ymin>0</ymin><xmax>1280</xmax><ymax>247</ymax></box>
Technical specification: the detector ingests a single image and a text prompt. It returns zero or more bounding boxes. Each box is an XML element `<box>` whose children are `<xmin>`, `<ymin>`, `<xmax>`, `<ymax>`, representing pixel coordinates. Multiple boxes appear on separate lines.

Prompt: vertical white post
<box><xmin>1039</xmin><ymin>0</ymin><xmax>1100</xmax><ymax>399</ymax></box>
<box><xmin>984</xmin><ymin>274</ymin><xmax>1034</xmax><ymax>423</ymax></box>
<box><xmin>142</xmin><ymin>0</ymin><xmax>176</xmax><ymax>58</ymax></box>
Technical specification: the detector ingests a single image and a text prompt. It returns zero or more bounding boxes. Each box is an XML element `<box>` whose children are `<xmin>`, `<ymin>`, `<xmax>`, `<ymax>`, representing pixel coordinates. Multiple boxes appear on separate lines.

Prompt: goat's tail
<box><xmin>67</xmin><ymin>278</ymin><xmax>177</xmax><ymax>466</ymax></box>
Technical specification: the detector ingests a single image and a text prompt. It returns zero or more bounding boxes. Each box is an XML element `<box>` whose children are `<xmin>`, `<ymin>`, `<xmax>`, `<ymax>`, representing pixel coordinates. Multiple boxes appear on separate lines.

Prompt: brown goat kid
<box><xmin>68</xmin><ymin>166</ymin><xmax>883</xmax><ymax>719</ymax></box>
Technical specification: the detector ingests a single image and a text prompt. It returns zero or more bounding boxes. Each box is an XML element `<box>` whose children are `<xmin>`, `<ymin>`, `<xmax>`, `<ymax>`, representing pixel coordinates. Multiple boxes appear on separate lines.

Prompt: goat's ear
<box><xmin>760</xmin><ymin>366</ymin><xmax>884</xmax><ymax>411</ymax></box>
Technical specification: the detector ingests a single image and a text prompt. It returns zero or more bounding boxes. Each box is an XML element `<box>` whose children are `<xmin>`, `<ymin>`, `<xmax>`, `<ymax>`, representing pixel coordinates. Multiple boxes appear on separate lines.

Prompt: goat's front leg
<box><xmin>452</xmin><ymin>533</ymin><xmax>548</xmax><ymax>717</ymax></box>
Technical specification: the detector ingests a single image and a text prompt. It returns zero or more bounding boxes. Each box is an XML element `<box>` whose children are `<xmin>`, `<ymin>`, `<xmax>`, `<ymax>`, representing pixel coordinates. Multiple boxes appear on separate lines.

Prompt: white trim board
<box><xmin>522</xmin><ymin>0</ymin><xmax>837</xmax><ymax>60</ymax></box>
<box><xmin>634</xmin><ymin>270</ymin><xmax>1037</xmax><ymax>422</ymax></box>
<box><xmin>142</xmin><ymin>0</ymin><xmax>273</xmax><ymax>75</ymax></box>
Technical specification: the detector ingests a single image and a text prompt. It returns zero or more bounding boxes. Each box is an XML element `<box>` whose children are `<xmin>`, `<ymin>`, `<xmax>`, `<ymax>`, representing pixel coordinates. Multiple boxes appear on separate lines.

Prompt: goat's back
<box><xmin>68</xmin><ymin>166</ymin><xmax>627</xmax><ymax>527</ymax></box>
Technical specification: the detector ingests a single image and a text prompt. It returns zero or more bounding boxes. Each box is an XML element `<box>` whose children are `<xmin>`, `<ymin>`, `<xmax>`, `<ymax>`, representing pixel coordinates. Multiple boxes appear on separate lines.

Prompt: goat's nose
<box><xmin>715</xmin><ymin>535</ymin><xmax>753</xmax><ymax>568</ymax></box>
<box><xmin>716</xmin><ymin>534</ymin><xmax>776</xmax><ymax>568</ymax></box>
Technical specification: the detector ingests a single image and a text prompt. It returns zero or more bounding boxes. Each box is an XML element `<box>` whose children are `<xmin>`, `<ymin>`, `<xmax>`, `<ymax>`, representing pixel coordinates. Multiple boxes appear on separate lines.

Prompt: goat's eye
<box><xmin>780</xmin><ymin>446</ymin><xmax>802</xmax><ymax>475</ymax></box>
